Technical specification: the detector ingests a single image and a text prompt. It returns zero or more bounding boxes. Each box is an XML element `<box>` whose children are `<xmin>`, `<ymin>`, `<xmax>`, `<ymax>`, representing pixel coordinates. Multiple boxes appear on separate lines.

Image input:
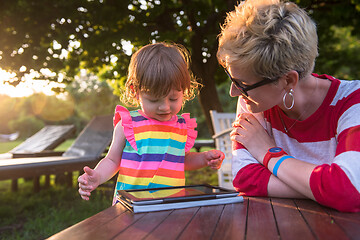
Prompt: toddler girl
<box><xmin>78</xmin><ymin>42</ymin><xmax>225</xmax><ymax>204</ymax></box>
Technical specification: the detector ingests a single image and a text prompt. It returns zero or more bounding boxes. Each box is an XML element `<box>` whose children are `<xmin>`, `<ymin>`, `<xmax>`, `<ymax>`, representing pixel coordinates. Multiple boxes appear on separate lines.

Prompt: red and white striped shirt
<box><xmin>232</xmin><ymin>74</ymin><xmax>360</xmax><ymax>212</ymax></box>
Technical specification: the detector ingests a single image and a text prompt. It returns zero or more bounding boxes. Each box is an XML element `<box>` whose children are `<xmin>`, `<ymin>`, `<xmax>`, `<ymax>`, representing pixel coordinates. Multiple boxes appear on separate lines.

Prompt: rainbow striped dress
<box><xmin>112</xmin><ymin>105</ymin><xmax>197</xmax><ymax>204</ymax></box>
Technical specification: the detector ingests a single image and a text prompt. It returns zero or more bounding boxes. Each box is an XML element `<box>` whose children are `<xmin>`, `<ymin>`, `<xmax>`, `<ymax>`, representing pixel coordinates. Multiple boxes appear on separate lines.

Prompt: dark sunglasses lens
<box><xmin>232</xmin><ymin>82</ymin><xmax>247</xmax><ymax>96</ymax></box>
<box><xmin>225</xmin><ymin>69</ymin><xmax>248</xmax><ymax>96</ymax></box>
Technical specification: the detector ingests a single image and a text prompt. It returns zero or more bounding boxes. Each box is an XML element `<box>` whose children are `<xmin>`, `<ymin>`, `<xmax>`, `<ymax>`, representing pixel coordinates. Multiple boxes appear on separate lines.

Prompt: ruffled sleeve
<box><xmin>113</xmin><ymin>105</ymin><xmax>138</xmax><ymax>151</ymax></box>
<box><xmin>182</xmin><ymin>113</ymin><xmax>197</xmax><ymax>152</ymax></box>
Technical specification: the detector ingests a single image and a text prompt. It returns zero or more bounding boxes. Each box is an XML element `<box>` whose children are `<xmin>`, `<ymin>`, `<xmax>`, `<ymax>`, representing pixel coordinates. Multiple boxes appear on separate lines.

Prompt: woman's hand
<box><xmin>230</xmin><ymin>113</ymin><xmax>276</xmax><ymax>163</ymax></box>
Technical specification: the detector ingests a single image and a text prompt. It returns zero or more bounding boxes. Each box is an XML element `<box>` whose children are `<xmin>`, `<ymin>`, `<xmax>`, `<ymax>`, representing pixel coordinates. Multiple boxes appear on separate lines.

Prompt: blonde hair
<box><xmin>122</xmin><ymin>42</ymin><xmax>200</xmax><ymax>107</ymax></box>
<box><xmin>217</xmin><ymin>0</ymin><xmax>318</xmax><ymax>80</ymax></box>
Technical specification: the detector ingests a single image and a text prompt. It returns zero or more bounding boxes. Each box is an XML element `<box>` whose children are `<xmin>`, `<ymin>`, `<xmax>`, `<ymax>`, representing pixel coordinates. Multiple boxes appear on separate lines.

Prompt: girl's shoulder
<box><xmin>179</xmin><ymin>113</ymin><xmax>197</xmax><ymax>126</ymax></box>
<box><xmin>113</xmin><ymin>105</ymin><xmax>141</xmax><ymax>127</ymax></box>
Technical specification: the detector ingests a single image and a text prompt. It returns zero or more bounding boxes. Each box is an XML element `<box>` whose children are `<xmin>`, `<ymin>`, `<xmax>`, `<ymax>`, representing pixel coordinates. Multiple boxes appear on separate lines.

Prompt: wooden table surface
<box><xmin>48</xmin><ymin>197</ymin><xmax>360</xmax><ymax>240</ymax></box>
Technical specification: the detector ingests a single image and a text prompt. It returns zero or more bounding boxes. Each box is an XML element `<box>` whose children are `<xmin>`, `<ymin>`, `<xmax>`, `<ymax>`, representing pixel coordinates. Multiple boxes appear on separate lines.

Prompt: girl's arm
<box><xmin>184</xmin><ymin>150</ymin><xmax>225</xmax><ymax>171</ymax></box>
<box><xmin>93</xmin><ymin>121</ymin><xmax>127</xmax><ymax>184</ymax></box>
<box><xmin>78</xmin><ymin>121</ymin><xmax>126</xmax><ymax>200</ymax></box>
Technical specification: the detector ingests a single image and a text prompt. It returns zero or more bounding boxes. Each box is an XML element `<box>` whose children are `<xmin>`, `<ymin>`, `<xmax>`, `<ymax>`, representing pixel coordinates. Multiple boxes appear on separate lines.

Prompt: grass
<box><xmin>0</xmin><ymin>140</ymin><xmax>217</xmax><ymax>239</ymax></box>
<box><xmin>0</xmin><ymin>177</ymin><xmax>111</xmax><ymax>240</ymax></box>
<box><xmin>0</xmin><ymin>140</ymin><xmax>22</xmax><ymax>153</ymax></box>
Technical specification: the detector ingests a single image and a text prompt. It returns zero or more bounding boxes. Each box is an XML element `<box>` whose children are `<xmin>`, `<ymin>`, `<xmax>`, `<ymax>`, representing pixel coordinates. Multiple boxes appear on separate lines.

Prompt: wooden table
<box><xmin>48</xmin><ymin>197</ymin><xmax>360</xmax><ymax>240</ymax></box>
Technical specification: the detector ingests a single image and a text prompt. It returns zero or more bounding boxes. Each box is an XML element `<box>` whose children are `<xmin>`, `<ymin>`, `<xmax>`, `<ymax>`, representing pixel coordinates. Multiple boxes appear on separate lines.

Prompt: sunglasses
<box><xmin>224</xmin><ymin>68</ymin><xmax>277</xmax><ymax>97</ymax></box>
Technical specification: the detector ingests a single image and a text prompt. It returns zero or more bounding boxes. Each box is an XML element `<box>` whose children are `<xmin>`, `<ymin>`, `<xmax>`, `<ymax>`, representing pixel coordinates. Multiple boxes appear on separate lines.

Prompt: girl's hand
<box><xmin>230</xmin><ymin>113</ymin><xmax>276</xmax><ymax>163</ymax></box>
<box><xmin>78</xmin><ymin>166</ymin><xmax>101</xmax><ymax>200</ymax></box>
<box><xmin>205</xmin><ymin>149</ymin><xmax>225</xmax><ymax>170</ymax></box>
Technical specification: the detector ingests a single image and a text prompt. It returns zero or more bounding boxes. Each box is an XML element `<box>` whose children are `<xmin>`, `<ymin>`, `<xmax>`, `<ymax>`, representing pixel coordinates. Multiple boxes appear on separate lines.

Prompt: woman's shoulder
<box><xmin>331</xmin><ymin>79</ymin><xmax>360</xmax><ymax>107</ymax></box>
<box><xmin>337</xmin><ymin>79</ymin><xmax>360</xmax><ymax>95</ymax></box>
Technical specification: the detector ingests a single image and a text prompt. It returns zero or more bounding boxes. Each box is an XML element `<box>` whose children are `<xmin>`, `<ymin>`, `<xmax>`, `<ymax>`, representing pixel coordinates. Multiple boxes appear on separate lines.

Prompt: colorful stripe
<box><xmin>117</xmin><ymin>174</ymin><xmax>184</xmax><ymax>187</ymax></box>
<box><xmin>134</xmin><ymin>125</ymin><xmax>187</xmax><ymax>135</ymax></box>
<box><xmin>119</xmin><ymin>167</ymin><xmax>184</xmax><ymax>179</ymax></box>
<box><xmin>135</xmin><ymin>131</ymin><xmax>187</xmax><ymax>142</ymax></box>
<box><xmin>128</xmin><ymin>138</ymin><xmax>186</xmax><ymax>150</ymax></box>
<box><xmin>120</xmin><ymin>159</ymin><xmax>184</xmax><ymax>171</ymax></box>
<box><xmin>121</xmin><ymin>152</ymin><xmax>185</xmax><ymax>162</ymax></box>
<box><xmin>113</xmin><ymin>108</ymin><xmax>194</xmax><ymax>200</ymax></box>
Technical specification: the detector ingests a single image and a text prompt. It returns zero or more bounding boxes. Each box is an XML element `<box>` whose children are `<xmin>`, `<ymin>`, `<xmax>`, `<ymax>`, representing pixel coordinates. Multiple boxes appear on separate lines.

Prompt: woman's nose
<box><xmin>229</xmin><ymin>83</ymin><xmax>239</xmax><ymax>97</ymax></box>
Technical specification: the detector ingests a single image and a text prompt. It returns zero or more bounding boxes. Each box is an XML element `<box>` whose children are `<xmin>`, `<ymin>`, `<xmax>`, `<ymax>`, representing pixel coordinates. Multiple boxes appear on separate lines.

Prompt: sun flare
<box><xmin>0</xmin><ymin>69</ymin><xmax>63</xmax><ymax>98</ymax></box>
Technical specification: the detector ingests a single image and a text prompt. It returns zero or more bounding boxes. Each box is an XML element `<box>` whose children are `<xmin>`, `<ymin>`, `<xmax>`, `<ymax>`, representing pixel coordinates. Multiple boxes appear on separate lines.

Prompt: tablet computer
<box><xmin>117</xmin><ymin>184</ymin><xmax>238</xmax><ymax>206</ymax></box>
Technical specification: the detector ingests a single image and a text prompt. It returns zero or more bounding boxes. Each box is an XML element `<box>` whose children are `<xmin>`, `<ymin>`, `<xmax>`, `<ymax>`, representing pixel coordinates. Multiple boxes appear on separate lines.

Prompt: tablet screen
<box><xmin>118</xmin><ymin>184</ymin><xmax>238</xmax><ymax>204</ymax></box>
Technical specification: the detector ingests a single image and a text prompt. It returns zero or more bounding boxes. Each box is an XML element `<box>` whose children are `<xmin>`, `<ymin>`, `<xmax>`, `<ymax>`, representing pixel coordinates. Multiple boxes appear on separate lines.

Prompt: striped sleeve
<box><xmin>232</xmin><ymin>112</ymin><xmax>272</xmax><ymax>196</ymax></box>
<box><xmin>310</xmin><ymin>84</ymin><xmax>360</xmax><ymax>212</ymax></box>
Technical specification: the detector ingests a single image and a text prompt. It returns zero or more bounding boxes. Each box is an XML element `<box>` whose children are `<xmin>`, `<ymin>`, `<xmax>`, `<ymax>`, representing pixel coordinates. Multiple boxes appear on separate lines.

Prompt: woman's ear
<box><xmin>284</xmin><ymin>70</ymin><xmax>299</xmax><ymax>90</ymax></box>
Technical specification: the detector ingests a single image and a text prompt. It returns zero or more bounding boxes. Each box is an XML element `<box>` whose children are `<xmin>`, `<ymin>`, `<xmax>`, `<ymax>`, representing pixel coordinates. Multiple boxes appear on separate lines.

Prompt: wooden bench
<box><xmin>0</xmin><ymin>125</ymin><xmax>76</xmax><ymax>190</ymax></box>
<box><xmin>0</xmin><ymin>115</ymin><xmax>113</xmax><ymax>192</ymax></box>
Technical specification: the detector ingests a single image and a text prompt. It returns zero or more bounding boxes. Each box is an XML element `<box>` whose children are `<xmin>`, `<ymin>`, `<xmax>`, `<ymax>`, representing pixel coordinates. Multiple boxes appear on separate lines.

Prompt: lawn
<box><xmin>0</xmin><ymin>140</ymin><xmax>217</xmax><ymax>239</ymax></box>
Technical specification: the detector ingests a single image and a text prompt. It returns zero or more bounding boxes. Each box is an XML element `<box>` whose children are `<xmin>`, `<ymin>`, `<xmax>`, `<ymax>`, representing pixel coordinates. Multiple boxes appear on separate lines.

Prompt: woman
<box><xmin>217</xmin><ymin>0</ymin><xmax>360</xmax><ymax>212</ymax></box>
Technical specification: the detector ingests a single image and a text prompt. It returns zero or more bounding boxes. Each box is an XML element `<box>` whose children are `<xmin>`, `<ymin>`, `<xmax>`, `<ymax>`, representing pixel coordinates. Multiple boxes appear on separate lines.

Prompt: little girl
<box><xmin>78</xmin><ymin>42</ymin><xmax>225</xmax><ymax>204</ymax></box>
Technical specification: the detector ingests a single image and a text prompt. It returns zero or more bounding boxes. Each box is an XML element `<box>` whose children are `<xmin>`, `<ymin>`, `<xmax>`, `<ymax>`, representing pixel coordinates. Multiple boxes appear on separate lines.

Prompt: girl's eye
<box><xmin>170</xmin><ymin>98</ymin><xmax>178</xmax><ymax>102</ymax></box>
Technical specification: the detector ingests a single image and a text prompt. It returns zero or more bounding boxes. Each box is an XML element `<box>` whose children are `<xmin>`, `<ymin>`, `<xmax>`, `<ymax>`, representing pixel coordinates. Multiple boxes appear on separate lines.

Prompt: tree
<box><xmin>0</xmin><ymin>0</ymin><xmax>359</xmax><ymax>132</ymax></box>
<box><xmin>65</xmin><ymin>71</ymin><xmax>120</xmax><ymax>120</ymax></box>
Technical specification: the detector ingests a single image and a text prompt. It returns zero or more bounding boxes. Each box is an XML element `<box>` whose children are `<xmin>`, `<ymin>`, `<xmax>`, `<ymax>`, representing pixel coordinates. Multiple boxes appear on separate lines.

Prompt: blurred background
<box><xmin>0</xmin><ymin>0</ymin><xmax>359</xmax><ymax>140</ymax></box>
<box><xmin>0</xmin><ymin>1</ymin><xmax>360</xmax><ymax>239</ymax></box>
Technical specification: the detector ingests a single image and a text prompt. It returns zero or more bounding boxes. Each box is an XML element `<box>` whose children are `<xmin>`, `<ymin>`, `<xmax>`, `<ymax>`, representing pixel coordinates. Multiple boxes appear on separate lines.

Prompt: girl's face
<box><xmin>138</xmin><ymin>89</ymin><xmax>184</xmax><ymax>121</ymax></box>
<box><xmin>228</xmin><ymin>64</ymin><xmax>285</xmax><ymax>113</ymax></box>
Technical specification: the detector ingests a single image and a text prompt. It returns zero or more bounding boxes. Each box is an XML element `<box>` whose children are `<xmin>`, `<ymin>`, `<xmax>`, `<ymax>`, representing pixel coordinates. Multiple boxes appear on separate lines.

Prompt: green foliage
<box><xmin>1</xmin><ymin>0</ymin><xmax>359</xmax><ymax>83</ymax></box>
<box><xmin>185</xmin><ymin>168</ymin><xmax>219</xmax><ymax>186</ymax></box>
<box><xmin>8</xmin><ymin>114</ymin><xmax>44</xmax><ymax>139</ymax></box>
<box><xmin>0</xmin><ymin>95</ymin><xmax>24</xmax><ymax>133</ymax></box>
<box><xmin>0</xmin><ymin>0</ymin><xmax>228</xmax><ymax>83</ymax></box>
<box><xmin>65</xmin><ymin>72</ymin><xmax>119</xmax><ymax>121</ymax></box>
<box><xmin>0</xmin><ymin>0</ymin><xmax>360</xmax><ymax>132</ymax></box>
<box><xmin>0</xmin><ymin>0</ymin><xmax>236</xmax><ymax>125</ymax></box>
<box><xmin>315</xmin><ymin>26</ymin><xmax>360</xmax><ymax>79</ymax></box>
<box><xmin>28</xmin><ymin>94</ymin><xmax>75</xmax><ymax>122</ymax></box>
<box><xmin>295</xmin><ymin>0</ymin><xmax>360</xmax><ymax>79</ymax></box>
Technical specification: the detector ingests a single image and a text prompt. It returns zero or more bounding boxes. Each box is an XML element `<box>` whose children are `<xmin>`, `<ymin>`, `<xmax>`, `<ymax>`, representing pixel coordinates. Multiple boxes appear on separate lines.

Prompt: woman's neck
<box><xmin>279</xmin><ymin>74</ymin><xmax>330</xmax><ymax>120</ymax></box>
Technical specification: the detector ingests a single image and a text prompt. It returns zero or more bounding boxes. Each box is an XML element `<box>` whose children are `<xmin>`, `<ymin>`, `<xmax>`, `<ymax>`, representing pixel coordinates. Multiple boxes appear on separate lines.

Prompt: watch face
<box><xmin>269</xmin><ymin>147</ymin><xmax>282</xmax><ymax>153</ymax></box>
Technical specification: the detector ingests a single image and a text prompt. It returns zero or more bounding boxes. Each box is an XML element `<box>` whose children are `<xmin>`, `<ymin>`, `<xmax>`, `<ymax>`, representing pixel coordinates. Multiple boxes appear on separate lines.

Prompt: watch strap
<box><xmin>263</xmin><ymin>147</ymin><xmax>287</xmax><ymax>168</ymax></box>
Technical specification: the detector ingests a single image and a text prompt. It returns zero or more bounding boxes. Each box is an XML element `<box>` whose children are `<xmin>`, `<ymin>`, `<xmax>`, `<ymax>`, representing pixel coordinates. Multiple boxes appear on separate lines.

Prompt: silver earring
<box><xmin>283</xmin><ymin>89</ymin><xmax>294</xmax><ymax>110</ymax></box>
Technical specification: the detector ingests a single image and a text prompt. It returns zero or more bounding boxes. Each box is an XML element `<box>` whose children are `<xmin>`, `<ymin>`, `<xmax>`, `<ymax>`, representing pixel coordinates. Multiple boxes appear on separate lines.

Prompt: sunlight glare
<box><xmin>0</xmin><ymin>68</ymin><xmax>65</xmax><ymax>98</ymax></box>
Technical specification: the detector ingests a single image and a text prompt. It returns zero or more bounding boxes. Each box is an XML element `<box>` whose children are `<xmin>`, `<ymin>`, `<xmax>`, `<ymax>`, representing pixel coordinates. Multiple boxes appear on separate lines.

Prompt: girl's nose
<box><xmin>158</xmin><ymin>100</ymin><xmax>170</xmax><ymax>111</ymax></box>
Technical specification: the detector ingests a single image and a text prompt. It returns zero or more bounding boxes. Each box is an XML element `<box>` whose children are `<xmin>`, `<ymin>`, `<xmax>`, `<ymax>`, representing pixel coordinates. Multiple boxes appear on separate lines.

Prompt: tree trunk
<box><xmin>191</xmin><ymin>57</ymin><xmax>223</xmax><ymax>135</ymax></box>
<box><xmin>190</xmin><ymin>33</ymin><xmax>223</xmax><ymax>135</ymax></box>
<box><xmin>197</xmin><ymin>73</ymin><xmax>223</xmax><ymax>135</ymax></box>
